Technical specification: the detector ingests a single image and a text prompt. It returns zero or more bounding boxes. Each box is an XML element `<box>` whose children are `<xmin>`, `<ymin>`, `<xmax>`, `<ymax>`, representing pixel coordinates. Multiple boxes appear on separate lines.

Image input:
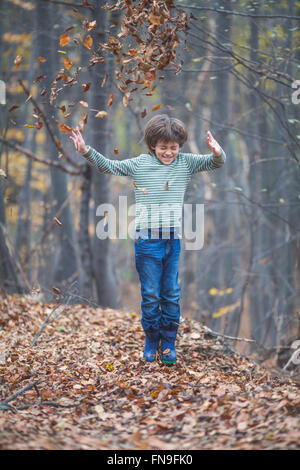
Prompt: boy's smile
<box><xmin>152</xmin><ymin>140</ymin><xmax>181</xmax><ymax>165</ymax></box>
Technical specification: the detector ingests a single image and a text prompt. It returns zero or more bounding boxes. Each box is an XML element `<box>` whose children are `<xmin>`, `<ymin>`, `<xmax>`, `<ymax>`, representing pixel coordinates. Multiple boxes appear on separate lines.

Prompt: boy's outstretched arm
<box><xmin>184</xmin><ymin>130</ymin><xmax>226</xmax><ymax>175</ymax></box>
<box><xmin>69</xmin><ymin>127</ymin><xmax>139</xmax><ymax>177</ymax></box>
<box><xmin>206</xmin><ymin>130</ymin><xmax>223</xmax><ymax>157</ymax></box>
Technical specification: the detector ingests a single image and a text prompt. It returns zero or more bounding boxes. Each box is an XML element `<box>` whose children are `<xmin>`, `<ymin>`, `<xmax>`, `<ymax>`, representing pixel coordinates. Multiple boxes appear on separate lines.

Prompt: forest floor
<box><xmin>0</xmin><ymin>295</ymin><xmax>299</xmax><ymax>450</ymax></box>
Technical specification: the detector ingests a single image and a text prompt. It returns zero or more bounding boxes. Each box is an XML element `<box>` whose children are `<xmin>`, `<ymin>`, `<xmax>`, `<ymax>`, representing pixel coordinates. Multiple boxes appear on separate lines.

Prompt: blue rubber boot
<box><xmin>161</xmin><ymin>327</ymin><xmax>178</xmax><ymax>365</ymax></box>
<box><xmin>143</xmin><ymin>329</ymin><xmax>160</xmax><ymax>362</ymax></box>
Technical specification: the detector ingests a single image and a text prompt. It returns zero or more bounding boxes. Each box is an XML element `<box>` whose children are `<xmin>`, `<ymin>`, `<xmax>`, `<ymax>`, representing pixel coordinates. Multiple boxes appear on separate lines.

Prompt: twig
<box><xmin>18</xmin><ymin>79</ymin><xmax>83</xmax><ymax>170</ymax></box>
<box><xmin>31</xmin><ymin>295</ymin><xmax>73</xmax><ymax>347</ymax></box>
<box><xmin>204</xmin><ymin>326</ymin><xmax>257</xmax><ymax>343</ymax></box>
<box><xmin>23</xmin><ymin>178</ymin><xmax>81</xmax><ymax>265</ymax></box>
<box><xmin>0</xmin><ymin>137</ymin><xmax>81</xmax><ymax>176</ymax></box>
<box><xmin>177</xmin><ymin>4</ymin><xmax>300</xmax><ymax>20</ymax></box>
<box><xmin>40</xmin><ymin>0</ymin><xmax>94</xmax><ymax>10</ymax></box>
<box><xmin>15</xmin><ymin>400</ymin><xmax>83</xmax><ymax>410</ymax></box>
<box><xmin>0</xmin><ymin>380</ymin><xmax>40</xmax><ymax>410</ymax></box>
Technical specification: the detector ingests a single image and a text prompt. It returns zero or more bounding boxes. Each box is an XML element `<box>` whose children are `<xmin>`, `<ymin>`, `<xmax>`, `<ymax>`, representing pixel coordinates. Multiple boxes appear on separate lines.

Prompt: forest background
<box><xmin>1</xmin><ymin>0</ymin><xmax>300</xmax><ymax>372</ymax></box>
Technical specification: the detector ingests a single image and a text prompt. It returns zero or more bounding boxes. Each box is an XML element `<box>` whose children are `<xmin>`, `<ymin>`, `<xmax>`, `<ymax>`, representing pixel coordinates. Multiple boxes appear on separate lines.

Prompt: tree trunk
<box><xmin>35</xmin><ymin>0</ymin><xmax>78</xmax><ymax>298</ymax></box>
<box><xmin>90</xmin><ymin>1</ymin><xmax>119</xmax><ymax>308</ymax></box>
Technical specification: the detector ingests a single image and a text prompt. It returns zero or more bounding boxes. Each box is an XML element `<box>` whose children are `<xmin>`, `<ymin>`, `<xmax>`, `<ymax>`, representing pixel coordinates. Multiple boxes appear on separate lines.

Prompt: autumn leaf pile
<box><xmin>101</xmin><ymin>0</ymin><xmax>189</xmax><ymax>89</ymax></box>
<box><xmin>0</xmin><ymin>296</ymin><xmax>299</xmax><ymax>450</ymax></box>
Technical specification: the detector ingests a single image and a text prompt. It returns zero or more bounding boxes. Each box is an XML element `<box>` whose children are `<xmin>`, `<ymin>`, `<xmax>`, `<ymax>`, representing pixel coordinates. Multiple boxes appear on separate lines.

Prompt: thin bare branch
<box><xmin>177</xmin><ymin>4</ymin><xmax>300</xmax><ymax>20</ymax></box>
<box><xmin>0</xmin><ymin>137</ymin><xmax>81</xmax><ymax>175</ymax></box>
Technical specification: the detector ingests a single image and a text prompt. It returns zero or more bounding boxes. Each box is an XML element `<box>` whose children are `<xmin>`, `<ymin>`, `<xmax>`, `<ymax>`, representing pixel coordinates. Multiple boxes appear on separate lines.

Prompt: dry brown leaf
<box><xmin>58</xmin><ymin>123</ymin><xmax>72</xmax><ymax>134</ymax></box>
<box><xmin>107</xmin><ymin>93</ymin><xmax>114</xmax><ymax>107</ymax></box>
<box><xmin>60</xmin><ymin>33</ymin><xmax>70</xmax><ymax>47</ymax></box>
<box><xmin>63</xmin><ymin>57</ymin><xmax>72</xmax><ymax>71</ymax></box>
<box><xmin>14</xmin><ymin>54</ymin><xmax>22</xmax><ymax>67</ymax></box>
<box><xmin>83</xmin><ymin>35</ymin><xmax>93</xmax><ymax>50</ymax></box>
<box><xmin>95</xmin><ymin>111</ymin><xmax>107</xmax><ymax>118</ymax></box>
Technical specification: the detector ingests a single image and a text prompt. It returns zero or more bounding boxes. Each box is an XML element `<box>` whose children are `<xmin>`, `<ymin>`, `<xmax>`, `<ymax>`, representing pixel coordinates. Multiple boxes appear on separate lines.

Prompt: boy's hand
<box><xmin>69</xmin><ymin>126</ymin><xmax>89</xmax><ymax>154</ymax></box>
<box><xmin>206</xmin><ymin>130</ymin><xmax>222</xmax><ymax>157</ymax></box>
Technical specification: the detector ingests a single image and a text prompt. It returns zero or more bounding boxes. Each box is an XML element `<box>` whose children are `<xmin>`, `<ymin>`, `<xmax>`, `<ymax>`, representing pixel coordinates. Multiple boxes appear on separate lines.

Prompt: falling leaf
<box><xmin>101</xmin><ymin>74</ymin><xmax>108</xmax><ymax>87</ymax></box>
<box><xmin>34</xmin><ymin>121</ymin><xmax>43</xmax><ymax>130</ymax></box>
<box><xmin>149</xmin><ymin>13</ymin><xmax>163</xmax><ymax>26</ymax></box>
<box><xmin>14</xmin><ymin>54</ymin><xmax>22</xmax><ymax>67</ymax></box>
<box><xmin>24</xmin><ymin>124</ymin><xmax>34</xmax><ymax>128</ymax></box>
<box><xmin>60</xmin><ymin>33</ymin><xmax>70</xmax><ymax>47</ymax></box>
<box><xmin>152</xmin><ymin>104</ymin><xmax>162</xmax><ymax>111</ymax></box>
<box><xmin>63</xmin><ymin>57</ymin><xmax>72</xmax><ymax>70</ymax></box>
<box><xmin>107</xmin><ymin>93</ymin><xmax>114</xmax><ymax>107</ymax></box>
<box><xmin>95</xmin><ymin>111</ymin><xmax>107</xmax><ymax>118</ymax></box>
<box><xmin>58</xmin><ymin>123</ymin><xmax>73</xmax><ymax>134</ymax></box>
<box><xmin>37</xmin><ymin>56</ymin><xmax>46</xmax><ymax>63</ymax></box>
<box><xmin>122</xmin><ymin>92</ymin><xmax>131</xmax><ymax>107</ymax></box>
<box><xmin>53</xmin><ymin>217</ymin><xmax>62</xmax><ymax>226</ymax></box>
<box><xmin>114</xmin><ymin>148</ymin><xmax>119</xmax><ymax>155</ymax></box>
<box><xmin>83</xmin><ymin>35</ymin><xmax>93</xmax><ymax>50</ymax></box>
<box><xmin>34</xmin><ymin>75</ymin><xmax>46</xmax><ymax>83</ymax></box>
<box><xmin>82</xmin><ymin>82</ymin><xmax>91</xmax><ymax>92</ymax></box>
<box><xmin>9</xmin><ymin>105</ymin><xmax>19</xmax><ymax>112</ymax></box>
<box><xmin>52</xmin><ymin>287</ymin><xmax>61</xmax><ymax>295</ymax></box>
<box><xmin>145</xmin><ymin>70</ymin><xmax>156</xmax><ymax>82</ymax></box>
<box><xmin>86</xmin><ymin>20</ymin><xmax>97</xmax><ymax>31</ymax></box>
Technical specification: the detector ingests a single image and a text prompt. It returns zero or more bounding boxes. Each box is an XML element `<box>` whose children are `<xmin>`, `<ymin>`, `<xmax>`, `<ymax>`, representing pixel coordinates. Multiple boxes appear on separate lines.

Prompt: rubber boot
<box><xmin>161</xmin><ymin>327</ymin><xmax>178</xmax><ymax>364</ymax></box>
<box><xmin>143</xmin><ymin>328</ymin><xmax>160</xmax><ymax>362</ymax></box>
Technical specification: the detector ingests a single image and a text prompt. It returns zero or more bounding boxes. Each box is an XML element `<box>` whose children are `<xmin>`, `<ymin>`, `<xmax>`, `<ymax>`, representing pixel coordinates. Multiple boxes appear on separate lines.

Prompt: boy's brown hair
<box><xmin>144</xmin><ymin>114</ymin><xmax>188</xmax><ymax>153</ymax></box>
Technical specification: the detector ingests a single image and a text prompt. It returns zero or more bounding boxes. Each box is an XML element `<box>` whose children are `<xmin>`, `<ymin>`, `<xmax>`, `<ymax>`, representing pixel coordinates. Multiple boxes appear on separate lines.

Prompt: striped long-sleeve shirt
<box><xmin>82</xmin><ymin>145</ymin><xmax>226</xmax><ymax>231</ymax></box>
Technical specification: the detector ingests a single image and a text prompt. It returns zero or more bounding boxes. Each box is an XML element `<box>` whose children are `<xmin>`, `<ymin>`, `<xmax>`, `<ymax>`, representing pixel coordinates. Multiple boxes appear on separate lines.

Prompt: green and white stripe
<box><xmin>82</xmin><ymin>146</ymin><xmax>226</xmax><ymax>230</ymax></box>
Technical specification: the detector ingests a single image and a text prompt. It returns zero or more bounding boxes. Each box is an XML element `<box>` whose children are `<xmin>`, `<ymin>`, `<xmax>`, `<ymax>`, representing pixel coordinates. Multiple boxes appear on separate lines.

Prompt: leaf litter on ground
<box><xmin>0</xmin><ymin>296</ymin><xmax>299</xmax><ymax>450</ymax></box>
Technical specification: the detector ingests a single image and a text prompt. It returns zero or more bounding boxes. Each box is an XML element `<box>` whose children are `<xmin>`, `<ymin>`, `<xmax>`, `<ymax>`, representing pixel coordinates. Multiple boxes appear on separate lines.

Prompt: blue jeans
<box><xmin>134</xmin><ymin>227</ymin><xmax>181</xmax><ymax>334</ymax></box>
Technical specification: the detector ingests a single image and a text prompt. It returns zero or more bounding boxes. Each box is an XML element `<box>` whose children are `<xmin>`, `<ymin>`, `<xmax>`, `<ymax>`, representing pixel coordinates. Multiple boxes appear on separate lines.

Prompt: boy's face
<box><xmin>151</xmin><ymin>140</ymin><xmax>181</xmax><ymax>165</ymax></box>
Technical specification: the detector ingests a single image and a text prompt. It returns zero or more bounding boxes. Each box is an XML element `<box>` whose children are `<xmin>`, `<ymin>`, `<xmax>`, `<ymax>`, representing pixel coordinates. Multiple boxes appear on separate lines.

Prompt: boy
<box><xmin>70</xmin><ymin>114</ymin><xmax>226</xmax><ymax>365</ymax></box>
